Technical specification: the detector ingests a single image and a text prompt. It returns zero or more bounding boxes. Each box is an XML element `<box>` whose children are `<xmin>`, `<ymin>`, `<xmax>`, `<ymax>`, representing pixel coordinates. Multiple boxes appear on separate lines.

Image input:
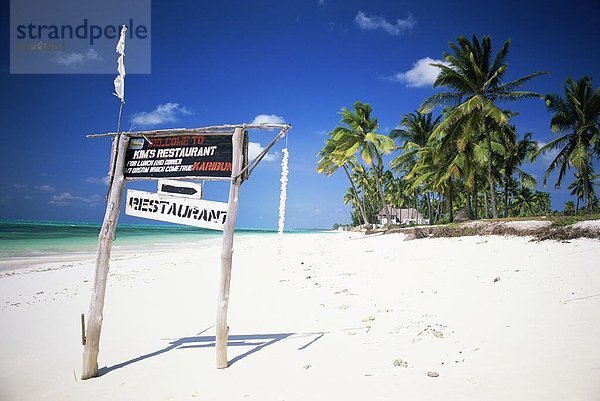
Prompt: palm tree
<box><xmin>568</xmin><ymin>172</ymin><xmax>598</xmax><ymax>213</ymax></box>
<box><xmin>383</xmin><ymin>170</ymin><xmax>414</xmax><ymax>224</ymax></box>
<box><xmin>534</xmin><ymin>76</ymin><xmax>600</xmax><ymax>211</ymax></box>
<box><xmin>391</xmin><ymin>111</ymin><xmax>441</xmax><ymax>223</ymax></box>
<box><xmin>391</xmin><ymin>111</ymin><xmax>441</xmax><ymax>157</ymax></box>
<box><xmin>563</xmin><ymin>200</ymin><xmax>576</xmax><ymax>216</ymax></box>
<box><xmin>405</xmin><ymin>132</ymin><xmax>462</xmax><ymax>222</ymax></box>
<box><xmin>317</xmin><ymin>137</ymin><xmax>371</xmax><ymax>228</ymax></box>
<box><xmin>421</xmin><ymin>35</ymin><xmax>546</xmax><ymax>218</ymax></box>
<box><xmin>511</xmin><ymin>187</ymin><xmax>550</xmax><ymax>216</ymax></box>
<box><xmin>332</xmin><ymin>101</ymin><xmax>396</xmax><ymax>226</ymax></box>
<box><xmin>351</xmin><ymin>163</ymin><xmax>381</xmax><ymax>223</ymax></box>
<box><xmin>534</xmin><ymin>191</ymin><xmax>551</xmax><ymax>215</ymax></box>
<box><xmin>499</xmin><ymin>127</ymin><xmax>538</xmax><ymax>216</ymax></box>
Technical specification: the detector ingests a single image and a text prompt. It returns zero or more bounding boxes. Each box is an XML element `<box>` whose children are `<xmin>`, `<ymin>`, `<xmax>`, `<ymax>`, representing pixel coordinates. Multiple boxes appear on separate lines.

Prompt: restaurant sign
<box><xmin>125</xmin><ymin>189</ymin><xmax>228</xmax><ymax>230</ymax></box>
<box><xmin>124</xmin><ymin>134</ymin><xmax>238</xmax><ymax>180</ymax></box>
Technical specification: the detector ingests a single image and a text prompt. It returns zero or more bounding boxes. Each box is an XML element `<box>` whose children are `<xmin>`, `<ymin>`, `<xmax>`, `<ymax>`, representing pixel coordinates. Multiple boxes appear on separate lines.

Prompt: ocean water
<box><xmin>0</xmin><ymin>221</ymin><xmax>324</xmax><ymax>264</ymax></box>
<box><xmin>0</xmin><ymin>220</ymin><xmax>283</xmax><ymax>256</ymax></box>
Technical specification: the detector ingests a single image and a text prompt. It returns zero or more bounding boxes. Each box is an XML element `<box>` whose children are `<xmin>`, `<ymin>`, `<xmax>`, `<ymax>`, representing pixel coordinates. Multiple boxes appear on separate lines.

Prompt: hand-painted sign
<box><xmin>124</xmin><ymin>134</ymin><xmax>236</xmax><ymax>180</ymax></box>
<box><xmin>125</xmin><ymin>189</ymin><xmax>228</xmax><ymax>230</ymax></box>
<box><xmin>158</xmin><ymin>180</ymin><xmax>202</xmax><ymax>199</ymax></box>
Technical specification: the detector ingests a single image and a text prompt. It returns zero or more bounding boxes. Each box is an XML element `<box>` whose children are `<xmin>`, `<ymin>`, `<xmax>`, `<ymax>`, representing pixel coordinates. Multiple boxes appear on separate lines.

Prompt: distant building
<box><xmin>378</xmin><ymin>207</ymin><xmax>429</xmax><ymax>226</ymax></box>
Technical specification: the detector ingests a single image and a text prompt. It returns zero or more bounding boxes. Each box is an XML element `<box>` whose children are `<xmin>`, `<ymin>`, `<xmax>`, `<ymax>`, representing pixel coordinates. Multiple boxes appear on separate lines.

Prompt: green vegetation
<box><xmin>534</xmin><ymin>77</ymin><xmax>600</xmax><ymax>211</ymax></box>
<box><xmin>317</xmin><ymin>34</ymin><xmax>600</xmax><ymax>227</ymax></box>
<box><xmin>549</xmin><ymin>213</ymin><xmax>600</xmax><ymax>227</ymax></box>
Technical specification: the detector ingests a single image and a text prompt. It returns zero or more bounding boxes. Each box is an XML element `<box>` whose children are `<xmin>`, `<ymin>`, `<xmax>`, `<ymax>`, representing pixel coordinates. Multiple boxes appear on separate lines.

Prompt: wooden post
<box><xmin>81</xmin><ymin>134</ymin><xmax>129</xmax><ymax>379</ymax></box>
<box><xmin>216</xmin><ymin>127</ymin><xmax>245</xmax><ymax>368</ymax></box>
<box><xmin>81</xmin><ymin>313</ymin><xmax>86</xmax><ymax>345</ymax></box>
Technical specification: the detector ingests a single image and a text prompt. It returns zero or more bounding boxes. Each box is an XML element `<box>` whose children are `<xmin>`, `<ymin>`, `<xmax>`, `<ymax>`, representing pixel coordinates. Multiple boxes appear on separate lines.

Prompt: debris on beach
<box><xmin>427</xmin><ymin>371</ymin><xmax>439</xmax><ymax>377</ymax></box>
<box><xmin>403</xmin><ymin>229</ymin><xmax>429</xmax><ymax>241</ymax></box>
<box><xmin>377</xmin><ymin>219</ymin><xmax>600</xmax><ymax>241</ymax></box>
<box><xmin>393</xmin><ymin>359</ymin><xmax>408</xmax><ymax>367</ymax></box>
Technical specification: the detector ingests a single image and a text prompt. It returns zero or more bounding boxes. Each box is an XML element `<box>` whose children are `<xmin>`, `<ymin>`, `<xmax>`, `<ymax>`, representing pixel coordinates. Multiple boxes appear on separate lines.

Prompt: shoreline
<box><xmin>3</xmin><ymin>219</ymin><xmax>599</xmax><ymax>276</ymax></box>
<box><xmin>0</xmin><ymin>221</ymin><xmax>331</xmax><ymax>274</ymax></box>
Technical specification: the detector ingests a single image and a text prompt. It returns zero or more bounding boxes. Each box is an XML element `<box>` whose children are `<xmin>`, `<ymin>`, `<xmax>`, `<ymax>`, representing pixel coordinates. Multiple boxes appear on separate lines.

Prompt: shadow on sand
<box><xmin>97</xmin><ymin>328</ymin><xmax>325</xmax><ymax>376</ymax></box>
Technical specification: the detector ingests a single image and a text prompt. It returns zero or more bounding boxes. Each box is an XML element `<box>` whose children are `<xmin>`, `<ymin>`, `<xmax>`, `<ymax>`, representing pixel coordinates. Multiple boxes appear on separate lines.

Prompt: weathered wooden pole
<box><xmin>216</xmin><ymin>127</ymin><xmax>245</xmax><ymax>368</ymax></box>
<box><xmin>82</xmin><ymin>134</ymin><xmax>130</xmax><ymax>379</ymax></box>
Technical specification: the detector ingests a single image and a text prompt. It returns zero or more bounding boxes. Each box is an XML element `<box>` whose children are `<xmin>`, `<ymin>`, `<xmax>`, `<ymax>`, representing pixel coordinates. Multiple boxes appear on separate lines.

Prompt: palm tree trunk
<box><xmin>504</xmin><ymin>173</ymin><xmax>510</xmax><ymax>218</ymax></box>
<box><xmin>485</xmin><ymin>131</ymin><xmax>499</xmax><ymax>218</ymax></box>
<box><xmin>576</xmin><ymin>197</ymin><xmax>580</xmax><ymax>214</ymax></box>
<box><xmin>474</xmin><ymin>175</ymin><xmax>478</xmax><ymax>220</ymax></box>
<box><xmin>371</xmin><ymin>165</ymin><xmax>391</xmax><ymax>227</ymax></box>
<box><xmin>584</xmin><ymin>173</ymin><xmax>591</xmax><ymax>212</ymax></box>
<box><xmin>414</xmin><ymin>190</ymin><xmax>419</xmax><ymax>224</ymax></box>
<box><xmin>466</xmin><ymin>194</ymin><xmax>474</xmax><ymax>220</ymax></box>
<box><xmin>448</xmin><ymin>180</ymin><xmax>454</xmax><ymax>223</ymax></box>
<box><xmin>342</xmin><ymin>165</ymin><xmax>371</xmax><ymax>229</ymax></box>
<box><xmin>426</xmin><ymin>192</ymin><xmax>432</xmax><ymax>225</ymax></box>
<box><xmin>483</xmin><ymin>191</ymin><xmax>488</xmax><ymax>219</ymax></box>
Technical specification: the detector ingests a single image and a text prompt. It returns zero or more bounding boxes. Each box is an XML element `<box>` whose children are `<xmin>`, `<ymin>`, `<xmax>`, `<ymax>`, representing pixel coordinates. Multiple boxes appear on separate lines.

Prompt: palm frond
<box><xmin>496</xmin><ymin>71</ymin><xmax>547</xmax><ymax>93</ymax></box>
<box><xmin>419</xmin><ymin>92</ymin><xmax>463</xmax><ymax>113</ymax></box>
<box><xmin>497</xmin><ymin>91</ymin><xmax>544</xmax><ymax>101</ymax></box>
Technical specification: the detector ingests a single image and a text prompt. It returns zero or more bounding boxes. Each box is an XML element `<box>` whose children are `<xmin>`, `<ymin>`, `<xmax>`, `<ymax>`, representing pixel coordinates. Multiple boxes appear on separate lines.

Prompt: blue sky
<box><xmin>1</xmin><ymin>0</ymin><xmax>599</xmax><ymax>229</ymax></box>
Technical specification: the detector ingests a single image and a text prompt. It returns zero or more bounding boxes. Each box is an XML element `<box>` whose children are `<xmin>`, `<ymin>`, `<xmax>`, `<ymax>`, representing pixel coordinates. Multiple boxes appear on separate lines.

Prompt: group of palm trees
<box><xmin>317</xmin><ymin>34</ymin><xmax>600</xmax><ymax>228</ymax></box>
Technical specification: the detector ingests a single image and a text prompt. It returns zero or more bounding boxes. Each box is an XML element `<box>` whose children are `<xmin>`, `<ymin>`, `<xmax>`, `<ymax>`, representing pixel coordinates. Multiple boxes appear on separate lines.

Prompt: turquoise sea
<box><xmin>0</xmin><ymin>221</ymin><xmax>322</xmax><ymax>270</ymax></box>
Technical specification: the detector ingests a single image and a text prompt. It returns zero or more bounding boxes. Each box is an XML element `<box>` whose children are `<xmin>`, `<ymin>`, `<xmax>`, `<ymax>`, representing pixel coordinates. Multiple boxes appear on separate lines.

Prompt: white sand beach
<box><xmin>0</xmin><ymin>231</ymin><xmax>599</xmax><ymax>401</ymax></box>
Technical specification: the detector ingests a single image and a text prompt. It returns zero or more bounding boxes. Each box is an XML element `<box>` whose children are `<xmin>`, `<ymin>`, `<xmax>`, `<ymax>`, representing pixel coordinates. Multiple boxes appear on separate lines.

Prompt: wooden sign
<box><xmin>124</xmin><ymin>134</ymin><xmax>237</xmax><ymax>180</ymax></box>
<box><xmin>125</xmin><ymin>189</ymin><xmax>227</xmax><ymax>230</ymax></box>
<box><xmin>82</xmin><ymin>124</ymin><xmax>289</xmax><ymax>379</ymax></box>
<box><xmin>158</xmin><ymin>179</ymin><xmax>202</xmax><ymax>199</ymax></box>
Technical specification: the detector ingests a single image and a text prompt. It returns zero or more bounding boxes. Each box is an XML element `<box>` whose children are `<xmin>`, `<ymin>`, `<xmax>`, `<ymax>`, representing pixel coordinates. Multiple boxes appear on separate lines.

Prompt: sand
<box><xmin>0</xmin><ymin>231</ymin><xmax>599</xmax><ymax>401</ymax></box>
<box><xmin>573</xmin><ymin>220</ymin><xmax>600</xmax><ymax>231</ymax></box>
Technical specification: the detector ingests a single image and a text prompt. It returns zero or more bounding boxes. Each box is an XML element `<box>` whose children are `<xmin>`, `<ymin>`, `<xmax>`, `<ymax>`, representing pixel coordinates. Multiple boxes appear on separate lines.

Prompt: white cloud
<box><xmin>248</xmin><ymin>142</ymin><xmax>278</xmax><ymax>162</ymax></box>
<box><xmin>24</xmin><ymin>195</ymin><xmax>32</xmax><ymax>200</ymax></box>
<box><xmin>51</xmin><ymin>192</ymin><xmax>73</xmax><ymax>202</ymax></box>
<box><xmin>536</xmin><ymin>141</ymin><xmax>560</xmax><ymax>163</ymax></box>
<box><xmin>49</xmin><ymin>192</ymin><xmax>103</xmax><ymax>207</ymax></box>
<box><xmin>13</xmin><ymin>183</ymin><xmax>27</xmax><ymax>189</ymax></box>
<box><xmin>250</xmin><ymin>114</ymin><xmax>286</xmax><ymax>125</ymax></box>
<box><xmin>82</xmin><ymin>176</ymin><xmax>110</xmax><ymax>185</ymax></box>
<box><xmin>34</xmin><ymin>185</ymin><xmax>55</xmax><ymax>192</ymax></box>
<box><xmin>385</xmin><ymin>57</ymin><xmax>449</xmax><ymax>87</ymax></box>
<box><xmin>52</xmin><ymin>48</ymin><xmax>103</xmax><ymax>67</ymax></box>
<box><xmin>130</xmin><ymin>103</ymin><xmax>193</xmax><ymax>127</ymax></box>
<box><xmin>318</xmin><ymin>0</ymin><xmax>326</xmax><ymax>6</ymax></box>
<box><xmin>354</xmin><ymin>11</ymin><xmax>416</xmax><ymax>36</ymax></box>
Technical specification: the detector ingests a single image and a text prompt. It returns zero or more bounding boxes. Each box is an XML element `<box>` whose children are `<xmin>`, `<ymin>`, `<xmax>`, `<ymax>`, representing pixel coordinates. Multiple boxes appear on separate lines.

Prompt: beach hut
<box><xmin>377</xmin><ymin>207</ymin><xmax>429</xmax><ymax>226</ymax></box>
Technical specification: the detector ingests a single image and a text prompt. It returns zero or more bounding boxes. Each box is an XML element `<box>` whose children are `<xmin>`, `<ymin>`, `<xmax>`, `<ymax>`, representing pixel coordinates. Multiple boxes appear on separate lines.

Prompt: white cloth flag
<box><xmin>113</xmin><ymin>25</ymin><xmax>127</xmax><ymax>102</ymax></box>
<box><xmin>116</xmin><ymin>26</ymin><xmax>126</xmax><ymax>54</ymax></box>
<box><xmin>278</xmin><ymin>148</ymin><xmax>289</xmax><ymax>235</ymax></box>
